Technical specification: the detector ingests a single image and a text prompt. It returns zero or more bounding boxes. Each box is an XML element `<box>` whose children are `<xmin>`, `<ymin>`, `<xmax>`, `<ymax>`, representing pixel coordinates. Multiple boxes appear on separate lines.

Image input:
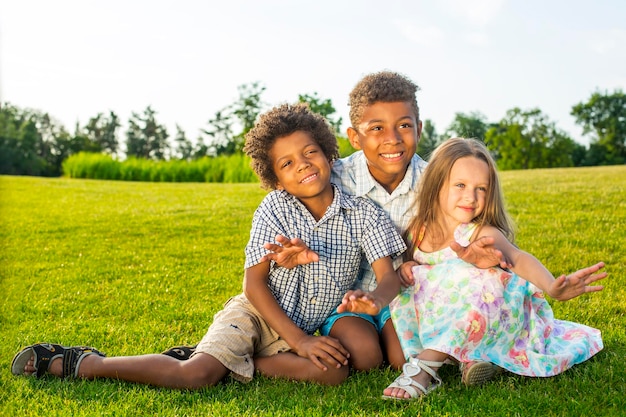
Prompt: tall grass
<box><xmin>63</xmin><ymin>140</ymin><xmax>356</xmax><ymax>183</ymax></box>
<box><xmin>0</xmin><ymin>166</ymin><xmax>624</xmax><ymax>416</ymax></box>
<box><xmin>62</xmin><ymin>152</ymin><xmax>259</xmax><ymax>183</ymax></box>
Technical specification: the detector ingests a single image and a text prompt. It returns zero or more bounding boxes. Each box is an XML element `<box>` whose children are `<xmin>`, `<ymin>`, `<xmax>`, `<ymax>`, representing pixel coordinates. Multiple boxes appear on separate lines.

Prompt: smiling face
<box><xmin>439</xmin><ymin>156</ymin><xmax>490</xmax><ymax>227</ymax></box>
<box><xmin>270</xmin><ymin>130</ymin><xmax>334</xmax><ymax>218</ymax></box>
<box><xmin>347</xmin><ymin>101</ymin><xmax>421</xmax><ymax>193</ymax></box>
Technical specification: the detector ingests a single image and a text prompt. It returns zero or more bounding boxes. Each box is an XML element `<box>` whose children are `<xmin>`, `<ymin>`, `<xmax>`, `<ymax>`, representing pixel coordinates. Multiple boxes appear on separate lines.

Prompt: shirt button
<box><xmin>311</xmin><ymin>297</ymin><xmax>317</xmax><ymax>304</ymax></box>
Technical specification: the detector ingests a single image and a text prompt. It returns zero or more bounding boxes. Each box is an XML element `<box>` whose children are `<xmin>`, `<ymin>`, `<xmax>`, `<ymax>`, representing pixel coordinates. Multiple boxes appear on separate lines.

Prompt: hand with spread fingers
<box><xmin>260</xmin><ymin>235</ymin><xmax>319</xmax><ymax>269</ymax></box>
<box><xmin>547</xmin><ymin>262</ymin><xmax>607</xmax><ymax>301</ymax></box>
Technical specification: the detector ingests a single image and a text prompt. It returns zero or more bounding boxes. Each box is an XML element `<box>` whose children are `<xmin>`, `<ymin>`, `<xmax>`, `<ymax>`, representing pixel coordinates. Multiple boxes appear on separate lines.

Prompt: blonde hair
<box><xmin>404</xmin><ymin>137</ymin><xmax>514</xmax><ymax>257</ymax></box>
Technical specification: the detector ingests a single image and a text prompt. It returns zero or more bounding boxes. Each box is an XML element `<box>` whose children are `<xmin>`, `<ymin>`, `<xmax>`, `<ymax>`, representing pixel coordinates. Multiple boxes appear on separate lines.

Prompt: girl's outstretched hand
<box><xmin>337</xmin><ymin>290</ymin><xmax>381</xmax><ymax>315</ymax></box>
<box><xmin>548</xmin><ymin>262</ymin><xmax>607</xmax><ymax>301</ymax></box>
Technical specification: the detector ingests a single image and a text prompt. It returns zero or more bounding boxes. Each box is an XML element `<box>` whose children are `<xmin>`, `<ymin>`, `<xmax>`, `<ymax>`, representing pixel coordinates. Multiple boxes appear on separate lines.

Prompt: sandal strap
<box><xmin>383</xmin><ymin>356</ymin><xmax>444</xmax><ymax>400</ymax></box>
<box><xmin>161</xmin><ymin>345</ymin><xmax>196</xmax><ymax>360</ymax></box>
<box><xmin>32</xmin><ymin>343</ymin><xmax>65</xmax><ymax>378</ymax></box>
<box><xmin>61</xmin><ymin>346</ymin><xmax>106</xmax><ymax>378</ymax></box>
<box><xmin>403</xmin><ymin>357</ymin><xmax>444</xmax><ymax>386</ymax></box>
<box><xmin>387</xmin><ymin>376</ymin><xmax>431</xmax><ymax>398</ymax></box>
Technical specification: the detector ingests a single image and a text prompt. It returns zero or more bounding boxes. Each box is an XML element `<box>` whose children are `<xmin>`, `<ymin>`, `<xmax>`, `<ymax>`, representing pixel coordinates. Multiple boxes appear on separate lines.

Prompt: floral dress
<box><xmin>390</xmin><ymin>223</ymin><xmax>603</xmax><ymax>376</ymax></box>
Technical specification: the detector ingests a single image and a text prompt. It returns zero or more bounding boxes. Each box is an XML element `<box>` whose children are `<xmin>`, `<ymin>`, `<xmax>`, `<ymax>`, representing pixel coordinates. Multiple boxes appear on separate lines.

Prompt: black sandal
<box><xmin>161</xmin><ymin>345</ymin><xmax>196</xmax><ymax>360</ymax></box>
<box><xmin>11</xmin><ymin>343</ymin><xmax>106</xmax><ymax>378</ymax></box>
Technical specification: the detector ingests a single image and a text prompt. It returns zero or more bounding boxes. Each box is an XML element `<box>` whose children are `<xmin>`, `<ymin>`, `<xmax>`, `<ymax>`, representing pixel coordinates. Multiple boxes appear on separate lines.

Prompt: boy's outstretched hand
<box><xmin>451</xmin><ymin>236</ymin><xmax>512</xmax><ymax>269</ymax></box>
<box><xmin>548</xmin><ymin>262</ymin><xmax>607</xmax><ymax>301</ymax></box>
<box><xmin>337</xmin><ymin>290</ymin><xmax>382</xmax><ymax>316</ymax></box>
<box><xmin>260</xmin><ymin>235</ymin><xmax>319</xmax><ymax>269</ymax></box>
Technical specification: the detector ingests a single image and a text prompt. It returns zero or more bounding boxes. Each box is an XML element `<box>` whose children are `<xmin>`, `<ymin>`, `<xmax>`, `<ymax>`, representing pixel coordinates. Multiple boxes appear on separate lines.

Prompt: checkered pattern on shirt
<box><xmin>331</xmin><ymin>152</ymin><xmax>428</xmax><ymax>291</ymax></box>
<box><xmin>245</xmin><ymin>185</ymin><xmax>406</xmax><ymax>335</ymax></box>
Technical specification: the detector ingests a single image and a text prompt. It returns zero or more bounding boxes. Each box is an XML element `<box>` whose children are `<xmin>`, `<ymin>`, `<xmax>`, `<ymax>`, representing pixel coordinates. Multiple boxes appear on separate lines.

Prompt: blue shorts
<box><xmin>320</xmin><ymin>305</ymin><xmax>391</xmax><ymax>335</ymax></box>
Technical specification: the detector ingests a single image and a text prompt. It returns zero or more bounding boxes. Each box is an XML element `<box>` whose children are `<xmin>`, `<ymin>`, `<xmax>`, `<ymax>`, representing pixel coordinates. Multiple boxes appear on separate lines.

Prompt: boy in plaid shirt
<box><xmin>12</xmin><ymin>103</ymin><xmax>407</xmax><ymax>388</ymax></box>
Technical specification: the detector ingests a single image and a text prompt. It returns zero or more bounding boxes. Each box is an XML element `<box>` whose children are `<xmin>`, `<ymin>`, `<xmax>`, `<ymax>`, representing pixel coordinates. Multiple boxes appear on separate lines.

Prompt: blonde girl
<box><xmin>338</xmin><ymin>137</ymin><xmax>606</xmax><ymax>400</ymax></box>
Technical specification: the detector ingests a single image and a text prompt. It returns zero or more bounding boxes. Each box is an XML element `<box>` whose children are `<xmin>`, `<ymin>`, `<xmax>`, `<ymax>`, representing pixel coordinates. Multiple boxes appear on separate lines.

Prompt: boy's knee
<box><xmin>341</xmin><ymin>335</ymin><xmax>383</xmax><ymax>371</ymax></box>
<box><xmin>350</xmin><ymin>347</ymin><xmax>383</xmax><ymax>371</ymax></box>
<box><xmin>180</xmin><ymin>355</ymin><xmax>228</xmax><ymax>389</ymax></box>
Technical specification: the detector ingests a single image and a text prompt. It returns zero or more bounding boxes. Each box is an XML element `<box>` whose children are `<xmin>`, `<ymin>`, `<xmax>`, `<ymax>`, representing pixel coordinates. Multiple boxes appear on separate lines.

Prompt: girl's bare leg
<box><xmin>381</xmin><ymin>320</ymin><xmax>405</xmax><ymax>370</ymax></box>
<box><xmin>383</xmin><ymin>349</ymin><xmax>449</xmax><ymax>399</ymax></box>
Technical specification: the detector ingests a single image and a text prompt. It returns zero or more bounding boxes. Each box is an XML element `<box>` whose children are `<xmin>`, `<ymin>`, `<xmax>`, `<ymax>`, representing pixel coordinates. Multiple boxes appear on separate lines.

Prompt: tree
<box><xmin>445</xmin><ymin>111</ymin><xmax>490</xmax><ymax>141</ymax></box>
<box><xmin>173</xmin><ymin>125</ymin><xmax>193</xmax><ymax>160</ymax></box>
<box><xmin>485</xmin><ymin>108</ymin><xmax>579</xmax><ymax>170</ymax></box>
<box><xmin>231</xmin><ymin>82</ymin><xmax>266</xmax><ymax>144</ymax></box>
<box><xmin>298</xmin><ymin>92</ymin><xmax>343</xmax><ymax>134</ymax></box>
<box><xmin>417</xmin><ymin>119</ymin><xmax>440</xmax><ymax>159</ymax></box>
<box><xmin>202</xmin><ymin>82</ymin><xmax>266</xmax><ymax>156</ymax></box>
<box><xmin>203</xmin><ymin>109</ymin><xmax>236</xmax><ymax>156</ymax></box>
<box><xmin>571</xmin><ymin>89</ymin><xmax>626</xmax><ymax>165</ymax></box>
<box><xmin>125</xmin><ymin>106</ymin><xmax>169</xmax><ymax>160</ymax></box>
<box><xmin>0</xmin><ymin>104</ymin><xmax>46</xmax><ymax>175</ymax></box>
<box><xmin>84</xmin><ymin>111</ymin><xmax>120</xmax><ymax>155</ymax></box>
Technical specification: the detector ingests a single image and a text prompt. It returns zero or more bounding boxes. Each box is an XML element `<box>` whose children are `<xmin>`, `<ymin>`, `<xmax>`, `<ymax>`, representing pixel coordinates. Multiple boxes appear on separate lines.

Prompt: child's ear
<box><xmin>347</xmin><ymin>127</ymin><xmax>362</xmax><ymax>150</ymax></box>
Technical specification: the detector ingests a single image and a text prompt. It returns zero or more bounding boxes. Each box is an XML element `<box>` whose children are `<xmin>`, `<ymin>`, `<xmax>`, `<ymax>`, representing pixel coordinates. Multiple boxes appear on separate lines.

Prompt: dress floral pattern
<box><xmin>390</xmin><ymin>223</ymin><xmax>603</xmax><ymax>376</ymax></box>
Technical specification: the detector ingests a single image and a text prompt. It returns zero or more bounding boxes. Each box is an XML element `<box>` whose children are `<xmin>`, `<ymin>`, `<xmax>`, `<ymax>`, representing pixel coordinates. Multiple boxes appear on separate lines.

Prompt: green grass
<box><xmin>1</xmin><ymin>166</ymin><xmax>625</xmax><ymax>417</ymax></box>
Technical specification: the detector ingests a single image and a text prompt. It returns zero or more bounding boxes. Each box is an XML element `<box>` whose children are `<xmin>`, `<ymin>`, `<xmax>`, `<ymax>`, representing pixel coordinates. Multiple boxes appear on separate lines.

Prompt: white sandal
<box><xmin>382</xmin><ymin>357</ymin><xmax>443</xmax><ymax>400</ymax></box>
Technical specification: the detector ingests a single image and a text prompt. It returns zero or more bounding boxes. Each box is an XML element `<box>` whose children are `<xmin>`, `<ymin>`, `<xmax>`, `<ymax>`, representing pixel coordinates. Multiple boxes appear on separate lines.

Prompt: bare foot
<box><xmin>383</xmin><ymin>368</ymin><xmax>434</xmax><ymax>399</ymax></box>
<box><xmin>24</xmin><ymin>355</ymin><xmax>63</xmax><ymax>377</ymax></box>
<box><xmin>24</xmin><ymin>353</ymin><xmax>100</xmax><ymax>378</ymax></box>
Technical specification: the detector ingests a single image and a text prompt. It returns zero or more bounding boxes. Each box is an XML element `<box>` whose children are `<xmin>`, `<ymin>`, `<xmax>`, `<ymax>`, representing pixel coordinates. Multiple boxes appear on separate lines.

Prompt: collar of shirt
<box><xmin>352</xmin><ymin>152</ymin><xmax>420</xmax><ymax>200</ymax></box>
<box><xmin>279</xmin><ymin>184</ymin><xmax>357</xmax><ymax>224</ymax></box>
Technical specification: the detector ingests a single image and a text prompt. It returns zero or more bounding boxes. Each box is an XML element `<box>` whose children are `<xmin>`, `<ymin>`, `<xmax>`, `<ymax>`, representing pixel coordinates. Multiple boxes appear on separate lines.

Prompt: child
<box><xmin>262</xmin><ymin>72</ymin><xmax>506</xmax><ymax>383</ymax></box>
<box><xmin>338</xmin><ymin>137</ymin><xmax>606</xmax><ymax>400</ymax></box>
<box><xmin>11</xmin><ymin>103</ymin><xmax>407</xmax><ymax>388</ymax></box>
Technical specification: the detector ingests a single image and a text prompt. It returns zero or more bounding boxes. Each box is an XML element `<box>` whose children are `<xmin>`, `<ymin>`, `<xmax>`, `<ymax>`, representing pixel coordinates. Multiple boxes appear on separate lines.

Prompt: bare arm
<box><xmin>480</xmin><ymin>226</ymin><xmax>607</xmax><ymax>301</ymax></box>
<box><xmin>243</xmin><ymin>262</ymin><xmax>349</xmax><ymax>370</ymax></box>
<box><xmin>337</xmin><ymin>256</ymin><xmax>401</xmax><ymax>314</ymax></box>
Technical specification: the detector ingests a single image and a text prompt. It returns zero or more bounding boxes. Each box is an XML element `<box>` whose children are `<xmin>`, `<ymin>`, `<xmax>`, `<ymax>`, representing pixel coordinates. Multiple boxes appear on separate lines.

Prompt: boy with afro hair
<box><xmin>12</xmin><ymin>102</ymin><xmax>407</xmax><ymax>388</ymax></box>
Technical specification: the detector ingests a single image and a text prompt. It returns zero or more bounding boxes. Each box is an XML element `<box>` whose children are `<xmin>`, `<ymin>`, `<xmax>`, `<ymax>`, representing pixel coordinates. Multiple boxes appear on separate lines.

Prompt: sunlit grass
<box><xmin>1</xmin><ymin>166</ymin><xmax>624</xmax><ymax>416</ymax></box>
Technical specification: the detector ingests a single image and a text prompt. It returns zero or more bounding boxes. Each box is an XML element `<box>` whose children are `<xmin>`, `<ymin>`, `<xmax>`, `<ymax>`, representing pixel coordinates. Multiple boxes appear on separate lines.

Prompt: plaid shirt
<box><xmin>245</xmin><ymin>185</ymin><xmax>406</xmax><ymax>334</ymax></box>
<box><xmin>331</xmin><ymin>151</ymin><xmax>428</xmax><ymax>291</ymax></box>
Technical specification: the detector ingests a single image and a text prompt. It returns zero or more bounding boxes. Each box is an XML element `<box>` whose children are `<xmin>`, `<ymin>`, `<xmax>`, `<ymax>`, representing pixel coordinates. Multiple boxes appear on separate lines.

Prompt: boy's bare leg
<box><xmin>380</xmin><ymin>320</ymin><xmax>405</xmax><ymax>370</ymax></box>
<box><xmin>255</xmin><ymin>352</ymin><xmax>349</xmax><ymax>386</ymax></box>
<box><xmin>328</xmin><ymin>316</ymin><xmax>382</xmax><ymax>371</ymax></box>
<box><xmin>23</xmin><ymin>352</ymin><xmax>229</xmax><ymax>389</ymax></box>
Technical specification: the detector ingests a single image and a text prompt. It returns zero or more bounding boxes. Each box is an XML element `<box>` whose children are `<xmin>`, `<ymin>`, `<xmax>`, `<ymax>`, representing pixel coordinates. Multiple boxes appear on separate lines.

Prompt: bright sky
<box><xmin>2</xmin><ymin>0</ymin><xmax>625</xmax><ymax>147</ymax></box>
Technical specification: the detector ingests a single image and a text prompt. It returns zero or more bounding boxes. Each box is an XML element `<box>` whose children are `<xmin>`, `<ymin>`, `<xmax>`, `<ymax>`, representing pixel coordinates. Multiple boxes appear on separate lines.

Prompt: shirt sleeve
<box><xmin>358</xmin><ymin>199</ymin><xmax>407</xmax><ymax>265</ymax></box>
<box><xmin>244</xmin><ymin>193</ymin><xmax>285</xmax><ymax>269</ymax></box>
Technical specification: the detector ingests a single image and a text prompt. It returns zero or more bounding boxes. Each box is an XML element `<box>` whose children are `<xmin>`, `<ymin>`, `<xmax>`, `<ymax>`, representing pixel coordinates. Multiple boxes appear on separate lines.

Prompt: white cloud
<box><xmin>586</xmin><ymin>28</ymin><xmax>626</xmax><ymax>55</ymax></box>
<box><xmin>464</xmin><ymin>32</ymin><xmax>489</xmax><ymax>47</ymax></box>
<box><xmin>393</xmin><ymin>20</ymin><xmax>445</xmax><ymax>47</ymax></box>
<box><xmin>441</xmin><ymin>0</ymin><xmax>505</xmax><ymax>26</ymax></box>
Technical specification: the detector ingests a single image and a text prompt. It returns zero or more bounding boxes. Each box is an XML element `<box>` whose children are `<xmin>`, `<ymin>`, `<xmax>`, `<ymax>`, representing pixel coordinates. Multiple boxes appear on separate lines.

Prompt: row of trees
<box><xmin>1</xmin><ymin>84</ymin><xmax>624</xmax><ymax>177</ymax></box>
<box><xmin>417</xmin><ymin>90</ymin><xmax>626</xmax><ymax>168</ymax></box>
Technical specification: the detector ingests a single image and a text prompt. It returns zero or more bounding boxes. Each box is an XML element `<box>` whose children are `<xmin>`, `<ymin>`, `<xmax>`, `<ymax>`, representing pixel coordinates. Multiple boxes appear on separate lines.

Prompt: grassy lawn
<box><xmin>1</xmin><ymin>166</ymin><xmax>625</xmax><ymax>417</ymax></box>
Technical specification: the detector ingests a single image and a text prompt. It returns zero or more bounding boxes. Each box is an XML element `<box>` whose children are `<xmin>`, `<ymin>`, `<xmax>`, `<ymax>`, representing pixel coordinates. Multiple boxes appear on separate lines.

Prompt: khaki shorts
<box><xmin>192</xmin><ymin>294</ymin><xmax>291</xmax><ymax>382</ymax></box>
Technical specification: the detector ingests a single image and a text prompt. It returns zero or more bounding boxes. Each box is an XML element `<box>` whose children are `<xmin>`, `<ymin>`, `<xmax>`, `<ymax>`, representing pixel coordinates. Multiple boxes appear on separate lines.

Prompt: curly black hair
<box><xmin>348</xmin><ymin>70</ymin><xmax>421</xmax><ymax>128</ymax></box>
<box><xmin>243</xmin><ymin>103</ymin><xmax>339</xmax><ymax>190</ymax></box>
